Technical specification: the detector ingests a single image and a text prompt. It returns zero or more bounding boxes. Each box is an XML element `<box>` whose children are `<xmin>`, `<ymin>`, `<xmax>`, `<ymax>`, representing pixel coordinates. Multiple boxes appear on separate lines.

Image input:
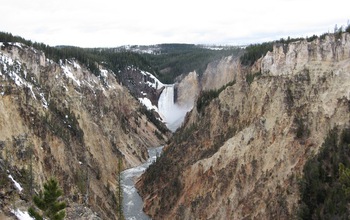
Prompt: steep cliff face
<box><xmin>200</xmin><ymin>55</ymin><xmax>240</xmax><ymax>91</ymax></box>
<box><xmin>138</xmin><ymin>33</ymin><xmax>350</xmax><ymax>219</ymax></box>
<box><xmin>174</xmin><ymin>55</ymin><xmax>241</xmax><ymax>125</ymax></box>
<box><xmin>0</xmin><ymin>43</ymin><xmax>168</xmax><ymax>219</ymax></box>
<box><xmin>175</xmin><ymin>71</ymin><xmax>200</xmax><ymax>110</ymax></box>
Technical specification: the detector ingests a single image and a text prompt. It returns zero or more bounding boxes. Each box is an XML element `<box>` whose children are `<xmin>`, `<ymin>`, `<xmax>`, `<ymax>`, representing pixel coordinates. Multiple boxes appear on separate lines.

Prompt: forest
<box><xmin>240</xmin><ymin>23</ymin><xmax>350</xmax><ymax>67</ymax></box>
<box><xmin>2</xmin><ymin>22</ymin><xmax>350</xmax><ymax>84</ymax></box>
<box><xmin>140</xmin><ymin>44</ymin><xmax>242</xmax><ymax>83</ymax></box>
<box><xmin>0</xmin><ymin>32</ymin><xmax>242</xmax><ymax>84</ymax></box>
<box><xmin>299</xmin><ymin>127</ymin><xmax>350</xmax><ymax>219</ymax></box>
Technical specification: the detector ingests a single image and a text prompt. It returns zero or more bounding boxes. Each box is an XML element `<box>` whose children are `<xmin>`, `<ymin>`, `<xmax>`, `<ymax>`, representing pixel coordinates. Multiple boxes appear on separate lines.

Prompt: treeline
<box><xmin>89</xmin><ymin>48</ymin><xmax>157</xmax><ymax>78</ymax></box>
<box><xmin>240</xmin><ymin>22</ymin><xmax>350</xmax><ymax>66</ymax></box>
<box><xmin>3</xmin><ymin>22</ymin><xmax>350</xmax><ymax>84</ymax></box>
<box><xmin>142</xmin><ymin>44</ymin><xmax>242</xmax><ymax>83</ymax></box>
<box><xmin>0</xmin><ymin>31</ymin><xmax>157</xmax><ymax>78</ymax></box>
<box><xmin>240</xmin><ymin>42</ymin><xmax>273</xmax><ymax>66</ymax></box>
<box><xmin>0</xmin><ymin>32</ymin><xmax>242</xmax><ymax>84</ymax></box>
<box><xmin>298</xmin><ymin>127</ymin><xmax>350</xmax><ymax>219</ymax></box>
<box><xmin>240</xmin><ymin>37</ymin><xmax>314</xmax><ymax>66</ymax></box>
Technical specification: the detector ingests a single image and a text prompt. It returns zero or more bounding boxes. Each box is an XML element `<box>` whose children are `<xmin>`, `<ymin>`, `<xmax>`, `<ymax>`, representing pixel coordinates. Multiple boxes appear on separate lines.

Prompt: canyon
<box><xmin>1</xmin><ymin>32</ymin><xmax>350</xmax><ymax>220</ymax></box>
<box><xmin>137</xmin><ymin>33</ymin><xmax>350</xmax><ymax>219</ymax></box>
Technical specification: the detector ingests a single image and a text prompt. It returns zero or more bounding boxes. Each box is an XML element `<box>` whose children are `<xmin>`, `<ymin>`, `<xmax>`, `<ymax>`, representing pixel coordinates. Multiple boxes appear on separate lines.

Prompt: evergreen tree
<box><xmin>298</xmin><ymin>128</ymin><xmax>350</xmax><ymax>219</ymax></box>
<box><xmin>28</xmin><ymin>178</ymin><xmax>66</xmax><ymax>220</ymax></box>
<box><xmin>339</xmin><ymin>163</ymin><xmax>350</xmax><ymax>198</ymax></box>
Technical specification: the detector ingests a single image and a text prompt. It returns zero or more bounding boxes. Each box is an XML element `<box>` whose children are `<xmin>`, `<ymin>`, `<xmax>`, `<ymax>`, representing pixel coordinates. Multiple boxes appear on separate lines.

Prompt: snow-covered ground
<box><xmin>8</xmin><ymin>174</ymin><xmax>23</xmax><ymax>192</ymax></box>
<box><xmin>11</xmin><ymin>209</ymin><xmax>34</xmax><ymax>220</ymax></box>
<box><xmin>60</xmin><ymin>60</ymin><xmax>81</xmax><ymax>87</ymax></box>
<box><xmin>140</xmin><ymin>70</ymin><xmax>163</xmax><ymax>90</ymax></box>
<box><xmin>138</xmin><ymin>97</ymin><xmax>159</xmax><ymax>112</ymax></box>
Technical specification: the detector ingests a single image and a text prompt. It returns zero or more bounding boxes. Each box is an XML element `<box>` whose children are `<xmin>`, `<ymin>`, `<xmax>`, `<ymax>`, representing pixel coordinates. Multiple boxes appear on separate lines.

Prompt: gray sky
<box><xmin>1</xmin><ymin>0</ymin><xmax>349</xmax><ymax>47</ymax></box>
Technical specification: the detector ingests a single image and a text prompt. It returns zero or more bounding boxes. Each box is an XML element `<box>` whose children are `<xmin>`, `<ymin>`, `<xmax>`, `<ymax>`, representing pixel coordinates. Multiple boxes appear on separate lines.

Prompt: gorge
<box><xmin>1</xmin><ymin>30</ymin><xmax>350</xmax><ymax>220</ymax></box>
<box><xmin>137</xmin><ymin>33</ymin><xmax>350</xmax><ymax>219</ymax></box>
<box><xmin>121</xmin><ymin>146</ymin><xmax>163</xmax><ymax>220</ymax></box>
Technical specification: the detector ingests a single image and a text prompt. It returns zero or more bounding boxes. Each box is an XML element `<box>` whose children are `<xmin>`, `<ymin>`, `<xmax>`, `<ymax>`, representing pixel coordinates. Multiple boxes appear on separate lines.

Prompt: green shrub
<box><xmin>28</xmin><ymin>178</ymin><xmax>66</xmax><ymax>220</ymax></box>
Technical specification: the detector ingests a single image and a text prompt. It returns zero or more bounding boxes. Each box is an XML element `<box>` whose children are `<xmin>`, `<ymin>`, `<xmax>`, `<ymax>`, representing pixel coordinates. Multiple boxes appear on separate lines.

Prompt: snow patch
<box><xmin>8</xmin><ymin>175</ymin><xmax>23</xmax><ymax>192</ymax></box>
<box><xmin>3</xmin><ymin>55</ymin><xmax>14</xmax><ymax>66</ymax></box>
<box><xmin>62</xmin><ymin>85</ymin><xmax>68</xmax><ymax>92</ymax></box>
<box><xmin>140</xmin><ymin>70</ymin><xmax>163</xmax><ymax>89</ymax></box>
<box><xmin>46</xmin><ymin>58</ymin><xmax>54</xmax><ymax>65</ymax></box>
<box><xmin>39</xmin><ymin>93</ymin><xmax>48</xmax><ymax>109</ymax></box>
<box><xmin>27</xmin><ymin>84</ymin><xmax>36</xmax><ymax>100</ymax></box>
<box><xmin>99</xmin><ymin>68</ymin><xmax>111</xmax><ymax>88</ymax></box>
<box><xmin>61</xmin><ymin>61</ymin><xmax>81</xmax><ymax>86</ymax></box>
<box><xmin>73</xmin><ymin>61</ymin><xmax>81</xmax><ymax>69</ymax></box>
<box><xmin>138</xmin><ymin>97</ymin><xmax>158</xmax><ymax>112</ymax></box>
<box><xmin>100</xmin><ymin>69</ymin><xmax>108</xmax><ymax>78</ymax></box>
<box><xmin>9</xmin><ymin>70</ymin><xmax>24</xmax><ymax>86</ymax></box>
<box><xmin>0</xmin><ymin>53</ymin><xmax>37</xmax><ymax>99</ymax></box>
<box><xmin>11</xmin><ymin>209</ymin><xmax>34</xmax><ymax>220</ymax></box>
<box><xmin>14</xmin><ymin>42</ymin><xmax>23</xmax><ymax>49</ymax></box>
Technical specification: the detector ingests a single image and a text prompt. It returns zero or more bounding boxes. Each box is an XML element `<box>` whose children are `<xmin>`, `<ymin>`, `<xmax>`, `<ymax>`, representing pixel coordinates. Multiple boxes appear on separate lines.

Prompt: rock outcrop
<box><xmin>175</xmin><ymin>71</ymin><xmax>200</xmax><ymax>110</ymax></box>
<box><xmin>174</xmin><ymin>55</ymin><xmax>241</xmax><ymax>123</ymax></box>
<box><xmin>0</xmin><ymin>43</ymin><xmax>168</xmax><ymax>219</ymax></box>
<box><xmin>200</xmin><ymin>55</ymin><xmax>240</xmax><ymax>91</ymax></box>
<box><xmin>137</xmin><ymin>33</ymin><xmax>350</xmax><ymax>219</ymax></box>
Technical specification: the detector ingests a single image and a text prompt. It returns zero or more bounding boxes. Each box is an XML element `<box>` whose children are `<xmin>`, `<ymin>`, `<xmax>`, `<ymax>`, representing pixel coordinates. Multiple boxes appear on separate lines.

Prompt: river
<box><xmin>121</xmin><ymin>146</ymin><xmax>163</xmax><ymax>220</ymax></box>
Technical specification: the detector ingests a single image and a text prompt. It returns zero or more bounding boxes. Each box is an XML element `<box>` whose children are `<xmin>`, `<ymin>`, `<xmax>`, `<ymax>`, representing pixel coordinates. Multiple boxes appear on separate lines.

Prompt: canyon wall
<box><xmin>138</xmin><ymin>33</ymin><xmax>350</xmax><ymax>219</ymax></box>
<box><xmin>0</xmin><ymin>43</ymin><xmax>168</xmax><ymax>219</ymax></box>
<box><xmin>174</xmin><ymin>55</ymin><xmax>241</xmax><ymax>129</ymax></box>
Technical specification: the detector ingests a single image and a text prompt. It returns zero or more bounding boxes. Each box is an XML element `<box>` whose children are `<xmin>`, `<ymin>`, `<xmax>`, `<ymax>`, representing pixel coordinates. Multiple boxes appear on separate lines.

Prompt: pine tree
<box><xmin>28</xmin><ymin>178</ymin><xmax>66</xmax><ymax>220</ymax></box>
<box><xmin>339</xmin><ymin>163</ymin><xmax>350</xmax><ymax>198</ymax></box>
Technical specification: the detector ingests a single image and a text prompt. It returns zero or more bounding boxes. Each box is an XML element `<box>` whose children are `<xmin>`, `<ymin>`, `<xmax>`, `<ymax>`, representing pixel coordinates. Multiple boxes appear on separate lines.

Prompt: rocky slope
<box><xmin>0</xmin><ymin>43</ymin><xmax>169</xmax><ymax>219</ymax></box>
<box><xmin>137</xmin><ymin>33</ymin><xmax>350</xmax><ymax>219</ymax></box>
<box><xmin>118</xmin><ymin>66</ymin><xmax>164</xmax><ymax>108</ymax></box>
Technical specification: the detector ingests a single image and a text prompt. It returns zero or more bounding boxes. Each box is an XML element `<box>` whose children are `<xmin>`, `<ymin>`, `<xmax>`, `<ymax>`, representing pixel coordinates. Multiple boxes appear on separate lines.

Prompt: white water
<box><xmin>121</xmin><ymin>146</ymin><xmax>163</xmax><ymax>220</ymax></box>
<box><xmin>158</xmin><ymin>85</ymin><xmax>189</xmax><ymax>132</ymax></box>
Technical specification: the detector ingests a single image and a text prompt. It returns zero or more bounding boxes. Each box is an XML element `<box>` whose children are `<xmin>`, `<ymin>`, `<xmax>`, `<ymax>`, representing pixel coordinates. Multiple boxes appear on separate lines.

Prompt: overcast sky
<box><xmin>1</xmin><ymin>0</ymin><xmax>349</xmax><ymax>47</ymax></box>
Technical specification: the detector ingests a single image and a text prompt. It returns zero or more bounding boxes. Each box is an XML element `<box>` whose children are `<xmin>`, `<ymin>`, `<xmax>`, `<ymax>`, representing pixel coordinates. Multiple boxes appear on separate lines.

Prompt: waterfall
<box><xmin>158</xmin><ymin>85</ymin><xmax>175</xmax><ymax>119</ymax></box>
<box><xmin>158</xmin><ymin>85</ymin><xmax>188</xmax><ymax>132</ymax></box>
